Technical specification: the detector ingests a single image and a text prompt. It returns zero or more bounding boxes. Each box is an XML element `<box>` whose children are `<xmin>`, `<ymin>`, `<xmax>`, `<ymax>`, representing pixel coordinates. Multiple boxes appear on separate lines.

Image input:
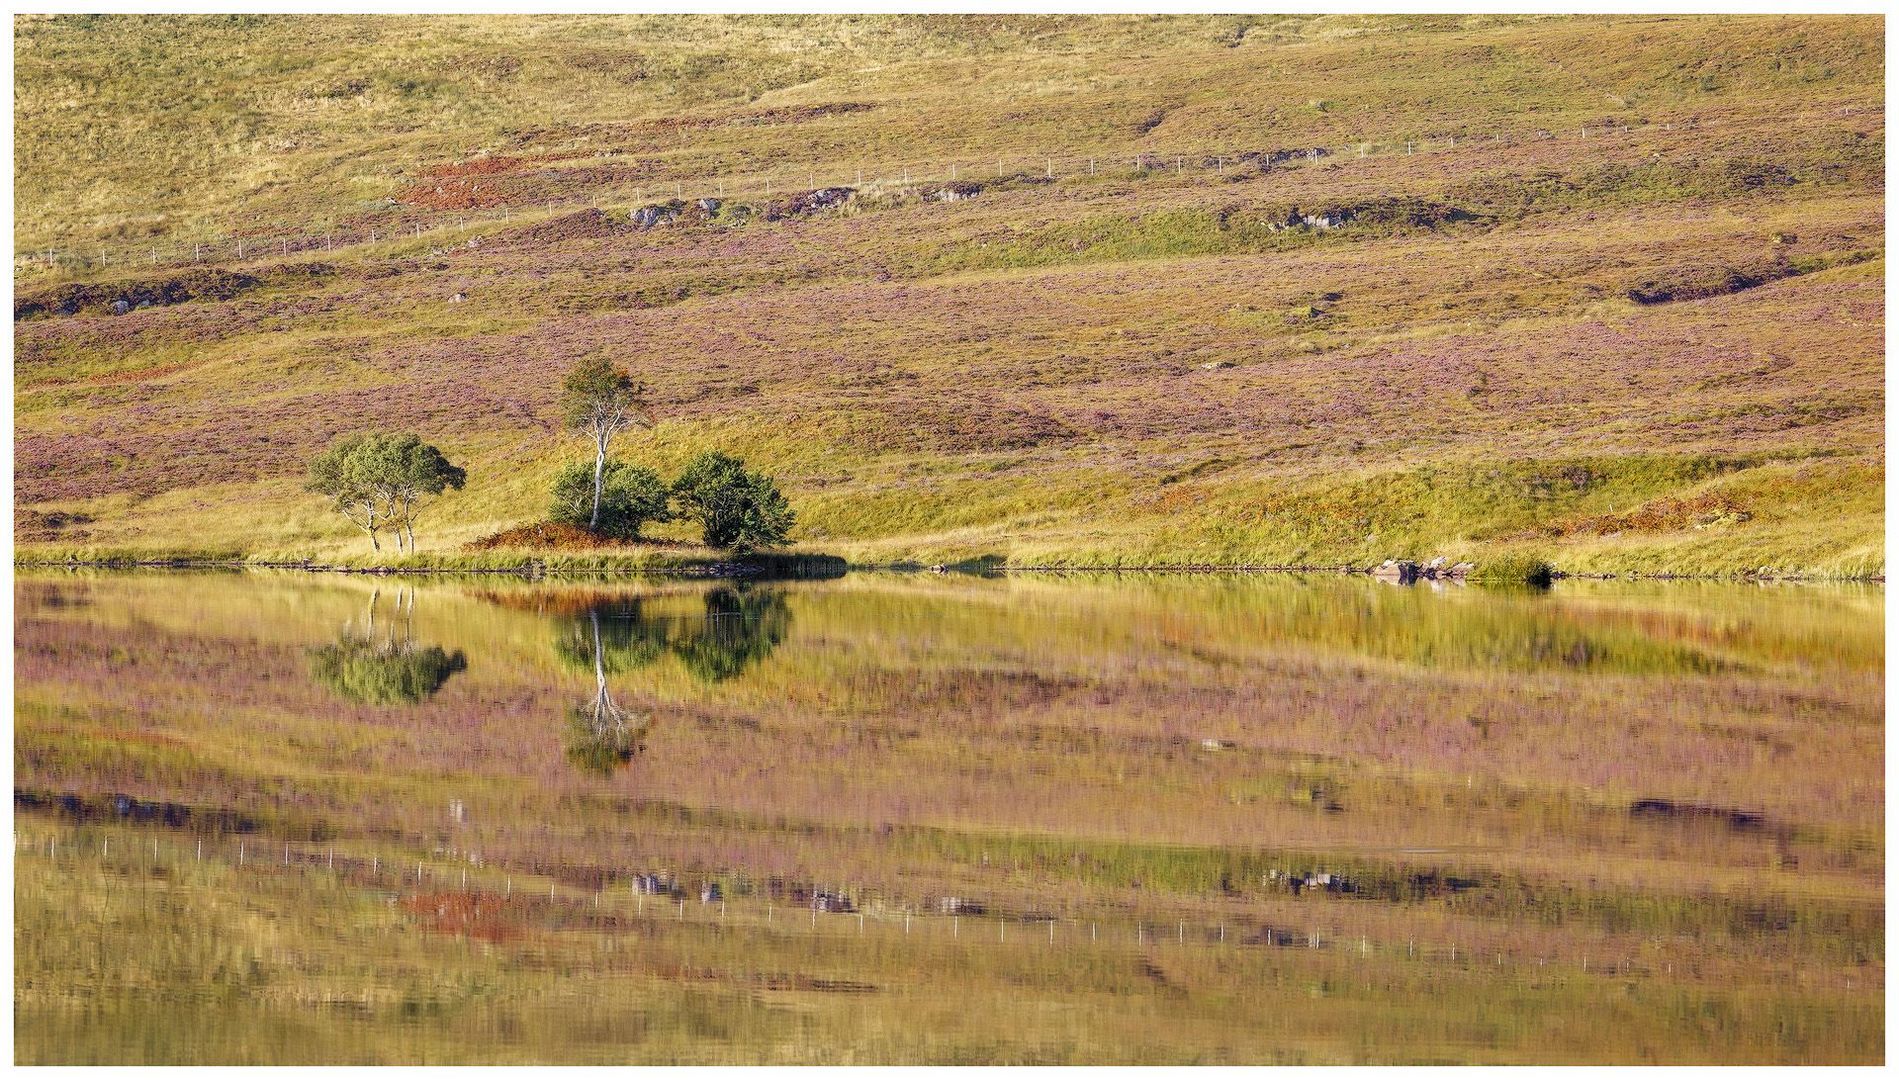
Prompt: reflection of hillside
<box><xmin>307</xmin><ymin>588</ymin><xmax>467</xmax><ymax>704</ymax></box>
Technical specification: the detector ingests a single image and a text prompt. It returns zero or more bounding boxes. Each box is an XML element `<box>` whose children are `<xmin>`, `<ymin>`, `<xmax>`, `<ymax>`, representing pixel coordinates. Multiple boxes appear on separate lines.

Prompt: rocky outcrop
<box><xmin>1266</xmin><ymin>198</ymin><xmax>1479</xmax><ymax>235</ymax></box>
<box><xmin>14</xmin><ymin>266</ymin><xmax>280</xmax><ymax>320</ymax></box>
<box><xmin>923</xmin><ymin>180</ymin><xmax>984</xmax><ymax>202</ymax></box>
<box><xmin>629</xmin><ymin>200</ymin><xmax>683</xmax><ymax>228</ymax></box>
<box><xmin>762</xmin><ymin>186</ymin><xmax>855</xmax><ymax>221</ymax></box>
<box><xmin>1370</xmin><ymin>557</ymin><xmax>1474</xmax><ymax>584</ymax></box>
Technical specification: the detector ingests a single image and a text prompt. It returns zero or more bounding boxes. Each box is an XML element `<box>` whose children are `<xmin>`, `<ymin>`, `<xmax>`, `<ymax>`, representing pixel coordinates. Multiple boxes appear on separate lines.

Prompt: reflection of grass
<box><xmin>14</xmin><ymin>818</ymin><xmax>1883</xmax><ymax>1065</ymax></box>
<box><xmin>12</xmin><ymin>16</ymin><xmax>1885</xmax><ymax>578</ymax></box>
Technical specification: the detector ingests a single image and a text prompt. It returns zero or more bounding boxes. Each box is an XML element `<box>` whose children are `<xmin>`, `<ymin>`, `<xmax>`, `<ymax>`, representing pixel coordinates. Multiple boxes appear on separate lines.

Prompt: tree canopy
<box><xmin>671</xmin><ymin>451</ymin><xmax>795</xmax><ymax>551</ymax></box>
<box><xmin>307</xmin><ymin>431</ymin><xmax>466</xmax><ymax>552</ymax></box>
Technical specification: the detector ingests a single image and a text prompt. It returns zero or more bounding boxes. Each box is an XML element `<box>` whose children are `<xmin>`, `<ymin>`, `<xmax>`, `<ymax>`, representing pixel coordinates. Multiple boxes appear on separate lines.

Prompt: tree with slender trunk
<box><xmin>307</xmin><ymin>433</ymin><xmax>389</xmax><ymax>551</ymax></box>
<box><xmin>560</xmin><ymin>356</ymin><xmax>654</xmax><ymax>530</ymax></box>
<box><xmin>308</xmin><ymin>432</ymin><xmax>466</xmax><ymax>553</ymax></box>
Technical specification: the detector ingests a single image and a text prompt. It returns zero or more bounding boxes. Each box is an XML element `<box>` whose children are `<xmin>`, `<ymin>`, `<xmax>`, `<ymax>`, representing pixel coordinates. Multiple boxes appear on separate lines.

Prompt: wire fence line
<box><xmin>12</xmin><ymin>109</ymin><xmax>1768</xmax><ymax>282</ymax></box>
<box><xmin>21</xmin><ymin>827</ymin><xmax>1650</xmax><ymax>978</ymax></box>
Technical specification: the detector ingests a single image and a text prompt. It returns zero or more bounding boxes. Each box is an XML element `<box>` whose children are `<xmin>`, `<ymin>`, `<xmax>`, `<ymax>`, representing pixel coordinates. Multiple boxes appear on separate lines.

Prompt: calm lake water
<box><xmin>13</xmin><ymin>570</ymin><xmax>1883</xmax><ymax>1064</ymax></box>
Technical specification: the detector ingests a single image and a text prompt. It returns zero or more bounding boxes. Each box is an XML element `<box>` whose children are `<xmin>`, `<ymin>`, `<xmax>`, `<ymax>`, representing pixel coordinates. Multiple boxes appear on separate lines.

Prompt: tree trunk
<box><xmin>590</xmin><ymin>433</ymin><xmax>607</xmax><ymax>529</ymax></box>
<box><xmin>366</xmin><ymin>502</ymin><xmax>380</xmax><ymax>552</ymax></box>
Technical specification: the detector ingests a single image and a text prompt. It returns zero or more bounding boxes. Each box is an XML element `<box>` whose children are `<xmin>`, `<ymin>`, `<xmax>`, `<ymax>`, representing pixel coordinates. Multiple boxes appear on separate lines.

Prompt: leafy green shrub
<box><xmin>548</xmin><ymin>461</ymin><xmax>671</xmax><ymax>540</ymax></box>
<box><xmin>671</xmin><ymin>451</ymin><xmax>795</xmax><ymax>550</ymax></box>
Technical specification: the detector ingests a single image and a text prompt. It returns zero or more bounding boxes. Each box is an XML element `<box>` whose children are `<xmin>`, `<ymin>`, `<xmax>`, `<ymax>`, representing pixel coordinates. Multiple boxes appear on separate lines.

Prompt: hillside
<box><xmin>13</xmin><ymin>14</ymin><xmax>1886</xmax><ymax>575</ymax></box>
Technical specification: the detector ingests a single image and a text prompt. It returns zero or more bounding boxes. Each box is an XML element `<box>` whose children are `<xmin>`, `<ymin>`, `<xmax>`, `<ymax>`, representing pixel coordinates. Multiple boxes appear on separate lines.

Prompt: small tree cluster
<box><xmin>554</xmin><ymin>357</ymin><xmax>794</xmax><ymax>551</ymax></box>
<box><xmin>307</xmin><ymin>432</ymin><xmax>466</xmax><ymax>552</ymax></box>
<box><xmin>549</xmin><ymin>450</ymin><xmax>794</xmax><ymax>551</ymax></box>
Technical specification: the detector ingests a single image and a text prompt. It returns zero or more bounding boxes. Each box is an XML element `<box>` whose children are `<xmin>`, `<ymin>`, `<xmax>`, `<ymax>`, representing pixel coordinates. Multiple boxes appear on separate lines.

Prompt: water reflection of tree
<box><xmin>553</xmin><ymin>588</ymin><xmax>789</xmax><ymax>775</ymax></box>
<box><xmin>565</xmin><ymin>610</ymin><xmax>651</xmax><ymax>776</ymax></box>
<box><xmin>551</xmin><ymin>587</ymin><xmax>791</xmax><ymax>685</ymax></box>
<box><xmin>308</xmin><ymin>588</ymin><xmax>467</xmax><ymax>705</ymax></box>
<box><xmin>670</xmin><ymin>588</ymin><xmax>792</xmax><ymax>683</ymax></box>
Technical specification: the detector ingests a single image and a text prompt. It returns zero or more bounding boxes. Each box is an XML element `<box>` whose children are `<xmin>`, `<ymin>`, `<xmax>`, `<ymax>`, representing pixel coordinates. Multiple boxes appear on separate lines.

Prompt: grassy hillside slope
<box><xmin>13</xmin><ymin>14</ymin><xmax>1886</xmax><ymax>575</ymax></box>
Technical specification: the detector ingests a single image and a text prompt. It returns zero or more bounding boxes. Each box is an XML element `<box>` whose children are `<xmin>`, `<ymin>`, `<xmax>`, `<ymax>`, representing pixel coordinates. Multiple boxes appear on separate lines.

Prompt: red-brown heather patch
<box><xmin>465</xmin><ymin>521</ymin><xmax>645</xmax><ymax>551</ymax></box>
<box><xmin>400</xmin><ymin>890</ymin><xmax>524</xmax><ymax>943</ymax></box>
<box><xmin>1506</xmin><ymin>490</ymin><xmax>1756</xmax><ymax>541</ymax></box>
<box><xmin>488</xmin><ymin>208</ymin><xmax>628</xmax><ymax>247</ymax></box>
